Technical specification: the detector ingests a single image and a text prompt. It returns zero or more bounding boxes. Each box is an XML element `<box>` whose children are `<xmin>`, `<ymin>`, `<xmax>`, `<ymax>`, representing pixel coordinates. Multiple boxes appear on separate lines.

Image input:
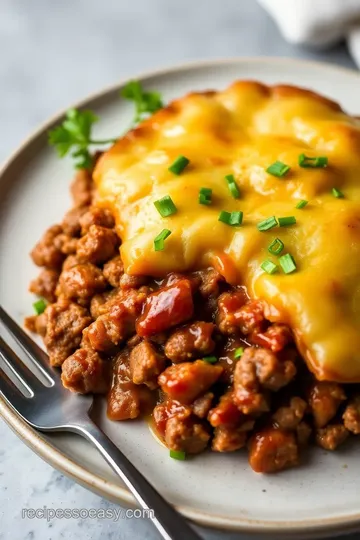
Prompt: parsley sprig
<box><xmin>121</xmin><ymin>80</ymin><xmax>163</xmax><ymax>125</ymax></box>
<box><xmin>48</xmin><ymin>81</ymin><xmax>163</xmax><ymax>169</ymax></box>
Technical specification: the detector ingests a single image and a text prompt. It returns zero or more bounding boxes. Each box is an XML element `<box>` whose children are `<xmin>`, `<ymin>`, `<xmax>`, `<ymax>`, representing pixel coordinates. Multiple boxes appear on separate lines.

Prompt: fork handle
<box><xmin>71</xmin><ymin>420</ymin><xmax>202</xmax><ymax>540</ymax></box>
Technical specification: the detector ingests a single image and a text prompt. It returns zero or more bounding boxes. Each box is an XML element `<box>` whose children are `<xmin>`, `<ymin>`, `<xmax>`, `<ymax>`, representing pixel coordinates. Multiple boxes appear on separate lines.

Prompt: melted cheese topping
<box><xmin>94</xmin><ymin>81</ymin><xmax>360</xmax><ymax>382</ymax></box>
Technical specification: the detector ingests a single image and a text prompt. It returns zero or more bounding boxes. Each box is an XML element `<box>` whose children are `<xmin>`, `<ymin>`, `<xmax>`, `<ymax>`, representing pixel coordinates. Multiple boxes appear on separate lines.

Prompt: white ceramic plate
<box><xmin>1</xmin><ymin>58</ymin><xmax>360</xmax><ymax>539</ymax></box>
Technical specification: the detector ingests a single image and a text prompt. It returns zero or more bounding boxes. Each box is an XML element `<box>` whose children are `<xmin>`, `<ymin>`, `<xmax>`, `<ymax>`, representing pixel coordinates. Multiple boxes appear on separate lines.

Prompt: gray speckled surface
<box><xmin>0</xmin><ymin>1</ymin><xmax>358</xmax><ymax>539</ymax></box>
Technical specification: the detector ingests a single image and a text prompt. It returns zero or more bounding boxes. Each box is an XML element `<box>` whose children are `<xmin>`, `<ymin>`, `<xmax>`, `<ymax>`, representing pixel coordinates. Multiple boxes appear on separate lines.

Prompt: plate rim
<box><xmin>2</xmin><ymin>56</ymin><xmax>360</xmax><ymax>536</ymax></box>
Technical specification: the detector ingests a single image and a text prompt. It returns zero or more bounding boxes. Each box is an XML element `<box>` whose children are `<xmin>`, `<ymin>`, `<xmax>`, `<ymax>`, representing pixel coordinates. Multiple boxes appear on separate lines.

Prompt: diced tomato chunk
<box><xmin>136</xmin><ymin>279</ymin><xmax>194</xmax><ymax>337</ymax></box>
<box><xmin>208</xmin><ymin>391</ymin><xmax>243</xmax><ymax>427</ymax></box>
<box><xmin>158</xmin><ymin>360</ymin><xmax>223</xmax><ymax>404</ymax></box>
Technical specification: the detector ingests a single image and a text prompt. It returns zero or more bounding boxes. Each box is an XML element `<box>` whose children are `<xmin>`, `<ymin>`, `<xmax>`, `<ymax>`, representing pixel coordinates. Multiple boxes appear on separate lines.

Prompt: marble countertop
<box><xmin>0</xmin><ymin>1</ymin><xmax>358</xmax><ymax>539</ymax></box>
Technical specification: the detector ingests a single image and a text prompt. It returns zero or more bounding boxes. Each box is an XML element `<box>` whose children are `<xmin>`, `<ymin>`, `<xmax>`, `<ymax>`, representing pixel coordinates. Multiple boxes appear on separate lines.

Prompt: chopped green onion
<box><xmin>268</xmin><ymin>238</ymin><xmax>284</xmax><ymax>255</ymax></box>
<box><xmin>154</xmin><ymin>195</ymin><xmax>177</xmax><ymax>217</ymax></box>
<box><xmin>266</xmin><ymin>161</ymin><xmax>291</xmax><ymax>178</ymax></box>
<box><xmin>279</xmin><ymin>254</ymin><xmax>297</xmax><ymax>274</ymax></box>
<box><xmin>261</xmin><ymin>260</ymin><xmax>278</xmax><ymax>275</ymax></box>
<box><xmin>278</xmin><ymin>216</ymin><xmax>296</xmax><ymax>227</ymax></box>
<box><xmin>218</xmin><ymin>210</ymin><xmax>243</xmax><ymax>226</ymax></box>
<box><xmin>203</xmin><ymin>356</ymin><xmax>218</xmax><ymax>364</ymax></box>
<box><xmin>257</xmin><ymin>216</ymin><xmax>278</xmax><ymax>232</ymax></box>
<box><xmin>169</xmin><ymin>449</ymin><xmax>186</xmax><ymax>461</ymax></box>
<box><xmin>33</xmin><ymin>298</ymin><xmax>47</xmax><ymax>315</ymax></box>
<box><xmin>154</xmin><ymin>229</ymin><xmax>171</xmax><ymax>251</ymax></box>
<box><xmin>234</xmin><ymin>347</ymin><xmax>244</xmax><ymax>359</ymax></box>
<box><xmin>298</xmin><ymin>154</ymin><xmax>328</xmax><ymax>168</ymax></box>
<box><xmin>225</xmin><ymin>174</ymin><xmax>240</xmax><ymax>199</ymax></box>
<box><xmin>295</xmin><ymin>199</ymin><xmax>308</xmax><ymax>209</ymax></box>
<box><xmin>168</xmin><ymin>155</ymin><xmax>190</xmax><ymax>175</ymax></box>
<box><xmin>199</xmin><ymin>187</ymin><xmax>212</xmax><ymax>206</ymax></box>
<box><xmin>332</xmin><ymin>187</ymin><xmax>344</xmax><ymax>199</ymax></box>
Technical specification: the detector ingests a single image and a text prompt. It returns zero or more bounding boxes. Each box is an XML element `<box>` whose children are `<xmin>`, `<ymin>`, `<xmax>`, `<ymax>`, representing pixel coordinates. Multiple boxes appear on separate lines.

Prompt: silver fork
<box><xmin>0</xmin><ymin>306</ymin><xmax>202</xmax><ymax>540</ymax></box>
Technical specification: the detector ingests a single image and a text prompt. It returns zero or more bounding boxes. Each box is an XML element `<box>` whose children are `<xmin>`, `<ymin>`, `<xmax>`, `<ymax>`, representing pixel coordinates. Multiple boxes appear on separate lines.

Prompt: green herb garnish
<box><xmin>278</xmin><ymin>216</ymin><xmax>296</xmax><ymax>227</ymax></box>
<box><xmin>234</xmin><ymin>347</ymin><xmax>244</xmax><ymax>359</ymax></box>
<box><xmin>225</xmin><ymin>174</ymin><xmax>240</xmax><ymax>199</ymax></box>
<box><xmin>268</xmin><ymin>238</ymin><xmax>284</xmax><ymax>255</ymax></box>
<box><xmin>154</xmin><ymin>229</ymin><xmax>171</xmax><ymax>251</ymax></box>
<box><xmin>261</xmin><ymin>260</ymin><xmax>278</xmax><ymax>275</ymax></box>
<box><xmin>203</xmin><ymin>356</ymin><xmax>218</xmax><ymax>364</ymax></box>
<box><xmin>199</xmin><ymin>187</ymin><xmax>212</xmax><ymax>206</ymax></box>
<box><xmin>332</xmin><ymin>187</ymin><xmax>344</xmax><ymax>199</ymax></box>
<box><xmin>218</xmin><ymin>211</ymin><xmax>243</xmax><ymax>226</ymax></box>
<box><xmin>266</xmin><ymin>161</ymin><xmax>291</xmax><ymax>178</ymax></box>
<box><xmin>257</xmin><ymin>216</ymin><xmax>278</xmax><ymax>231</ymax></box>
<box><xmin>279</xmin><ymin>253</ymin><xmax>297</xmax><ymax>274</ymax></box>
<box><xmin>33</xmin><ymin>299</ymin><xmax>47</xmax><ymax>315</ymax></box>
<box><xmin>121</xmin><ymin>80</ymin><xmax>163</xmax><ymax>124</ymax></box>
<box><xmin>49</xmin><ymin>81</ymin><xmax>163</xmax><ymax>169</ymax></box>
<box><xmin>168</xmin><ymin>155</ymin><xmax>190</xmax><ymax>175</ymax></box>
<box><xmin>169</xmin><ymin>450</ymin><xmax>186</xmax><ymax>460</ymax></box>
<box><xmin>295</xmin><ymin>200</ymin><xmax>308</xmax><ymax>209</ymax></box>
<box><xmin>298</xmin><ymin>154</ymin><xmax>328</xmax><ymax>168</ymax></box>
<box><xmin>154</xmin><ymin>195</ymin><xmax>177</xmax><ymax>217</ymax></box>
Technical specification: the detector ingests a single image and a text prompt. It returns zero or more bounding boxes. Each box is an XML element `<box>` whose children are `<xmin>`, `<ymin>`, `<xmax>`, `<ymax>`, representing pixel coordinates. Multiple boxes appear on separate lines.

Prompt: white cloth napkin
<box><xmin>258</xmin><ymin>0</ymin><xmax>360</xmax><ymax>67</ymax></box>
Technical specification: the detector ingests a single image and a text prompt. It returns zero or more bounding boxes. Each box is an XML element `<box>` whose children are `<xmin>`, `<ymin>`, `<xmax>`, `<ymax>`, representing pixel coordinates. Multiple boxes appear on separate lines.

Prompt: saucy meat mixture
<box><xmin>25</xmin><ymin>165</ymin><xmax>360</xmax><ymax>474</ymax></box>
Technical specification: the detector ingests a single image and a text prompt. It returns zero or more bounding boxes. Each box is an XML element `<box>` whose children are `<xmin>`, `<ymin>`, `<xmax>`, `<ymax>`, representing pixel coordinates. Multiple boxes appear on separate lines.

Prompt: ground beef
<box><xmin>79</xmin><ymin>206</ymin><xmax>115</xmax><ymax>234</ymax></box>
<box><xmin>164</xmin><ymin>410</ymin><xmax>210</xmax><ymax>454</ymax></box>
<box><xmin>77</xmin><ymin>225</ymin><xmax>118</xmax><ymax>265</ymax></box>
<box><xmin>56</xmin><ymin>234</ymin><xmax>78</xmax><ymax>255</ymax></box>
<box><xmin>251</xmin><ymin>324</ymin><xmax>293</xmax><ymax>353</ymax></box>
<box><xmin>58</xmin><ymin>263</ymin><xmax>107</xmax><ymax>304</ymax></box>
<box><xmin>153</xmin><ymin>400</ymin><xmax>191</xmax><ymax>437</ymax></box>
<box><xmin>119</xmin><ymin>273</ymin><xmax>149</xmax><ymax>290</ymax></box>
<box><xmin>233</xmin><ymin>347</ymin><xmax>296</xmax><ymax>415</ymax></box>
<box><xmin>296</xmin><ymin>421</ymin><xmax>312</xmax><ymax>447</ymax></box>
<box><xmin>62</xmin><ymin>254</ymin><xmax>81</xmax><ymax>271</ymax></box>
<box><xmin>35</xmin><ymin>312</ymin><xmax>48</xmax><ymax>337</ymax></box>
<box><xmin>164</xmin><ymin>321</ymin><xmax>216</xmax><ymax>363</ymax></box>
<box><xmin>272</xmin><ymin>397</ymin><xmax>307</xmax><ymax>430</ymax></box>
<box><xmin>315</xmin><ymin>424</ymin><xmax>349</xmax><ymax>451</ymax></box>
<box><xmin>30</xmin><ymin>225</ymin><xmax>65</xmax><ymax>269</ymax></box>
<box><xmin>308</xmin><ymin>381</ymin><xmax>346</xmax><ymax>428</ymax></box>
<box><xmin>136</xmin><ymin>279</ymin><xmax>194</xmax><ymax>337</ymax></box>
<box><xmin>129</xmin><ymin>340</ymin><xmax>166</xmax><ymax>389</ymax></box>
<box><xmin>70</xmin><ymin>169</ymin><xmax>93</xmax><ymax>207</ymax></box>
<box><xmin>29</xmin><ymin>269</ymin><xmax>60</xmax><ymax>303</ymax></box>
<box><xmin>61</xmin><ymin>348</ymin><xmax>110</xmax><ymax>394</ymax></box>
<box><xmin>217</xmin><ymin>291</ymin><xmax>246</xmax><ymax>334</ymax></box>
<box><xmin>107</xmin><ymin>351</ymin><xmax>154</xmax><ymax>420</ymax></box>
<box><xmin>343</xmin><ymin>396</ymin><xmax>360</xmax><ymax>434</ymax></box>
<box><xmin>194</xmin><ymin>268</ymin><xmax>224</xmax><ymax>297</ymax></box>
<box><xmin>24</xmin><ymin>313</ymin><xmax>47</xmax><ymax>336</ymax></box>
<box><xmin>86</xmin><ymin>288</ymin><xmax>147</xmax><ymax>351</ymax></box>
<box><xmin>158</xmin><ymin>360</ymin><xmax>223</xmax><ymax>404</ymax></box>
<box><xmin>212</xmin><ymin>425</ymin><xmax>248</xmax><ymax>452</ymax></box>
<box><xmin>248</xmin><ymin>427</ymin><xmax>299</xmax><ymax>473</ymax></box>
<box><xmin>24</xmin><ymin>315</ymin><xmax>37</xmax><ymax>333</ymax></box>
<box><xmin>233</xmin><ymin>300</ymin><xmax>266</xmax><ymax>335</ymax></box>
<box><xmin>61</xmin><ymin>206</ymin><xmax>88</xmax><ymax>236</ymax></box>
<box><xmin>192</xmin><ymin>392</ymin><xmax>214</xmax><ymax>419</ymax></box>
<box><xmin>103</xmin><ymin>256</ymin><xmax>124</xmax><ymax>287</ymax></box>
<box><xmin>43</xmin><ymin>300</ymin><xmax>92</xmax><ymax>366</ymax></box>
<box><xmin>217</xmin><ymin>293</ymin><xmax>265</xmax><ymax>336</ymax></box>
<box><xmin>27</xmin><ymin>166</ymin><xmax>360</xmax><ymax>473</ymax></box>
<box><xmin>162</xmin><ymin>272</ymin><xmax>201</xmax><ymax>293</ymax></box>
<box><xmin>89</xmin><ymin>290</ymin><xmax>115</xmax><ymax>319</ymax></box>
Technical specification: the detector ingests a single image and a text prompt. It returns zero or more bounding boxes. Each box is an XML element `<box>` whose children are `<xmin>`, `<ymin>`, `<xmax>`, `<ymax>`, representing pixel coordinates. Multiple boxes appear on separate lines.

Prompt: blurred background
<box><xmin>0</xmin><ymin>1</ymin><xmax>358</xmax><ymax>539</ymax></box>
